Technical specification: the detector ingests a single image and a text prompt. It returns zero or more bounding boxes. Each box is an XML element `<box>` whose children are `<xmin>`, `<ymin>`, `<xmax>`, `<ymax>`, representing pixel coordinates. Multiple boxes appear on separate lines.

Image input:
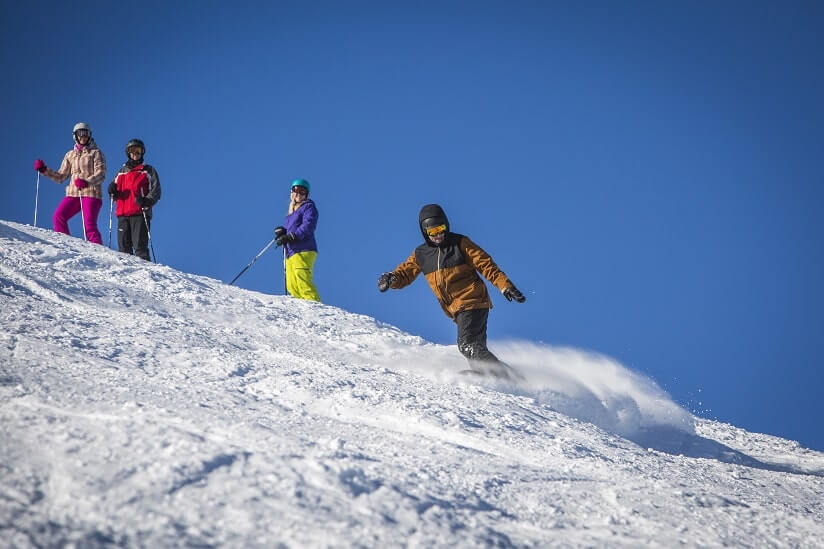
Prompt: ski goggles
<box><xmin>127</xmin><ymin>146</ymin><xmax>144</xmax><ymax>155</ymax></box>
<box><xmin>425</xmin><ymin>224</ymin><xmax>447</xmax><ymax>237</ymax></box>
<box><xmin>74</xmin><ymin>129</ymin><xmax>91</xmax><ymax>138</ymax></box>
<box><xmin>291</xmin><ymin>186</ymin><xmax>308</xmax><ymax>195</ymax></box>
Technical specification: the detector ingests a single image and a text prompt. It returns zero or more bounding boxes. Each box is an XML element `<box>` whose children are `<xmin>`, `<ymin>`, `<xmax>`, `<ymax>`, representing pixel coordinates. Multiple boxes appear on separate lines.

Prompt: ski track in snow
<box><xmin>1</xmin><ymin>220</ymin><xmax>823</xmax><ymax>548</ymax></box>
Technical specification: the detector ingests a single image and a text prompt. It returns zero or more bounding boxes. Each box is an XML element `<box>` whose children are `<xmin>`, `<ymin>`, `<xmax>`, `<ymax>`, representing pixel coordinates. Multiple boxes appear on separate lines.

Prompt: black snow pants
<box><xmin>455</xmin><ymin>308</ymin><xmax>501</xmax><ymax>368</ymax></box>
<box><xmin>455</xmin><ymin>308</ymin><xmax>523</xmax><ymax>380</ymax></box>
<box><xmin>117</xmin><ymin>215</ymin><xmax>151</xmax><ymax>261</ymax></box>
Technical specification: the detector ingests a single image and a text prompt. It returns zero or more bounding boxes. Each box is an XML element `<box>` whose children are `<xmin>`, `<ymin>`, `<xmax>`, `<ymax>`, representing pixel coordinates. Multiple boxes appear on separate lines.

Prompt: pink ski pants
<box><xmin>53</xmin><ymin>196</ymin><xmax>103</xmax><ymax>244</ymax></box>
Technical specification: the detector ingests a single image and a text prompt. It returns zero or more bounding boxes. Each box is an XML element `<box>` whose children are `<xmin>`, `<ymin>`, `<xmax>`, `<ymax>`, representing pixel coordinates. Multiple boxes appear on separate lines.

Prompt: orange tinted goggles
<box><xmin>425</xmin><ymin>224</ymin><xmax>447</xmax><ymax>237</ymax></box>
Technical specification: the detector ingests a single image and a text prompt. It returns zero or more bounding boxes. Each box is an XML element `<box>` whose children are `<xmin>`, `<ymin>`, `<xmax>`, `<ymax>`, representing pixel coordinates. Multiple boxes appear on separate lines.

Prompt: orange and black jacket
<box><xmin>389</xmin><ymin>233</ymin><xmax>514</xmax><ymax>319</ymax></box>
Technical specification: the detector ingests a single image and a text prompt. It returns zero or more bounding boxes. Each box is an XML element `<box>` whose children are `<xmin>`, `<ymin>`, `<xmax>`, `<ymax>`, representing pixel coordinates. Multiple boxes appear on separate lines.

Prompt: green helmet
<box><xmin>291</xmin><ymin>179</ymin><xmax>310</xmax><ymax>192</ymax></box>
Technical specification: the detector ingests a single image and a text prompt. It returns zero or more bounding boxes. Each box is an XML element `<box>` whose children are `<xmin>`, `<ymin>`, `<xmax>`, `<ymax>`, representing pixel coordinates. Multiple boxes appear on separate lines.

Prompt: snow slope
<box><xmin>1</xmin><ymin>220</ymin><xmax>822</xmax><ymax>548</ymax></box>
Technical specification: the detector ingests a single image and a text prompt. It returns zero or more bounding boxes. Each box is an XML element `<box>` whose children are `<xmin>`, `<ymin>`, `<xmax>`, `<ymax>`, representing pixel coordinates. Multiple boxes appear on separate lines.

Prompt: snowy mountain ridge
<box><xmin>1</xmin><ymin>219</ymin><xmax>822</xmax><ymax>548</ymax></box>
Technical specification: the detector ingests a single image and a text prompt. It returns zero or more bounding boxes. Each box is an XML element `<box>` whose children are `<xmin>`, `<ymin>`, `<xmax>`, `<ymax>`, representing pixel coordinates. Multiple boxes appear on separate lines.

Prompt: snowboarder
<box><xmin>33</xmin><ymin>122</ymin><xmax>107</xmax><ymax>244</ymax></box>
<box><xmin>377</xmin><ymin>204</ymin><xmax>526</xmax><ymax>379</ymax></box>
<box><xmin>107</xmin><ymin>139</ymin><xmax>161</xmax><ymax>261</ymax></box>
<box><xmin>274</xmin><ymin>179</ymin><xmax>321</xmax><ymax>302</ymax></box>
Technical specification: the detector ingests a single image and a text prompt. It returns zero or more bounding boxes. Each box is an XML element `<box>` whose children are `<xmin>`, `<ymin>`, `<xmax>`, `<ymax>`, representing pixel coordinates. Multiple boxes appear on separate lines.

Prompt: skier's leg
<box><xmin>133</xmin><ymin>215</ymin><xmax>150</xmax><ymax>261</ymax></box>
<box><xmin>81</xmin><ymin>197</ymin><xmax>103</xmax><ymax>244</ymax></box>
<box><xmin>284</xmin><ymin>253</ymin><xmax>296</xmax><ymax>297</ymax></box>
<box><xmin>117</xmin><ymin>216</ymin><xmax>132</xmax><ymax>254</ymax></box>
<box><xmin>52</xmin><ymin>196</ymin><xmax>80</xmax><ymax>236</ymax></box>
<box><xmin>285</xmin><ymin>251</ymin><xmax>321</xmax><ymax>302</ymax></box>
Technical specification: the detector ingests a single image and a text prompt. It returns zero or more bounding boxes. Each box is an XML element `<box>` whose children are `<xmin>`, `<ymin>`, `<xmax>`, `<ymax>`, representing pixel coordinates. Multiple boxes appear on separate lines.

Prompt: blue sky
<box><xmin>2</xmin><ymin>1</ymin><xmax>822</xmax><ymax>451</ymax></box>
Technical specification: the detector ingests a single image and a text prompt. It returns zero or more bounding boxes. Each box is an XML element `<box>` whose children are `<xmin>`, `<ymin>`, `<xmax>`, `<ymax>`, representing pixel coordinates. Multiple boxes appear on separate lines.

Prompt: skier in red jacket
<box><xmin>107</xmin><ymin>139</ymin><xmax>161</xmax><ymax>261</ymax></box>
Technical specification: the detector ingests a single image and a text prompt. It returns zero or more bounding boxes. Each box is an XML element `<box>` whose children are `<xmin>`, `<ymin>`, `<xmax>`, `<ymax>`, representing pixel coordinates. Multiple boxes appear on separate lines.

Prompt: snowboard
<box><xmin>458</xmin><ymin>363</ymin><xmax>525</xmax><ymax>382</ymax></box>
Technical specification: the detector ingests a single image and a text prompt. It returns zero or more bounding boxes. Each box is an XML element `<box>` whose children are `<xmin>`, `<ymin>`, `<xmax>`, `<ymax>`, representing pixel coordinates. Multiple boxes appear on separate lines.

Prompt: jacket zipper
<box><xmin>437</xmin><ymin>247</ymin><xmax>451</xmax><ymax>305</ymax></box>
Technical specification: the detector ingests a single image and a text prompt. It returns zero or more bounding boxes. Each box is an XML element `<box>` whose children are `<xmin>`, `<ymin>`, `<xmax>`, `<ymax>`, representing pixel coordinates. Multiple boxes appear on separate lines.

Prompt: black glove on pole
<box><xmin>276</xmin><ymin>233</ymin><xmax>295</xmax><ymax>247</ymax></box>
<box><xmin>136</xmin><ymin>195</ymin><xmax>152</xmax><ymax>210</ymax></box>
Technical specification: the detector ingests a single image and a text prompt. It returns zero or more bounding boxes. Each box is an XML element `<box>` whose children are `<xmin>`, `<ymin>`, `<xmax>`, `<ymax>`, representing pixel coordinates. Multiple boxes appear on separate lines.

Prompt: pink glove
<box><xmin>34</xmin><ymin>159</ymin><xmax>46</xmax><ymax>173</ymax></box>
<box><xmin>74</xmin><ymin>178</ymin><xmax>88</xmax><ymax>190</ymax></box>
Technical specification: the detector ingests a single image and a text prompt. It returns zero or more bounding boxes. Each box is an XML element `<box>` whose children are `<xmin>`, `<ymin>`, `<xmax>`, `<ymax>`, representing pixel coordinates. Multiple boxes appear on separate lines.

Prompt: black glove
<box><xmin>275</xmin><ymin>232</ymin><xmax>295</xmax><ymax>247</ymax></box>
<box><xmin>274</xmin><ymin>226</ymin><xmax>286</xmax><ymax>238</ymax></box>
<box><xmin>378</xmin><ymin>272</ymin><xmax>395</xmax><ymax>292</ymax></box>
<box><xmin>135</xmin><ymin>195</ymin><xmax>152</xmax><ymax>210</ymax></box>
<box><xmin>107</xmin><ymin>182</ymin><xmax>117</xmax><ymax>198</ymax></box>
<box><xmin>503</xmin><ymin>285</ymin><xmax>525</xmax><ymax>303</ymax></box>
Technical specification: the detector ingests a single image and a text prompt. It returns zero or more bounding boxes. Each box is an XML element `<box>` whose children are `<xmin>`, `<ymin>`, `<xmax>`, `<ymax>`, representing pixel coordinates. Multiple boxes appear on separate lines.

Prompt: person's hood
<box><xmin>418</xmin><ymin>203</ymin><xmax>450</xmax><ymax>243</ymax></box>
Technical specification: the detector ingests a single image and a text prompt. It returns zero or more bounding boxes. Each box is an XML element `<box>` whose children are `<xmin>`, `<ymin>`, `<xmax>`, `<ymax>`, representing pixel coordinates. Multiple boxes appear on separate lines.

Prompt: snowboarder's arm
<box><xmin>461</xmin><ymin>237</ymin><xmax>511</xmax><ymax>292</ymax></box>
<box><xmin>390</xmin><ymin>251</ymin><xmax>420</xmax><ymax>289</ymax></box>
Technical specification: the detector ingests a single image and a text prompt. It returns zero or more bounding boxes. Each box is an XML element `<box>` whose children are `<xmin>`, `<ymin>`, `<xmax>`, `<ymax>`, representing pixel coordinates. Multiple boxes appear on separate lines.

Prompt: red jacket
<box><xmin>112</xmin><ymin>163</ymin><xmax>161</xmax><ymax>217</ymax></box>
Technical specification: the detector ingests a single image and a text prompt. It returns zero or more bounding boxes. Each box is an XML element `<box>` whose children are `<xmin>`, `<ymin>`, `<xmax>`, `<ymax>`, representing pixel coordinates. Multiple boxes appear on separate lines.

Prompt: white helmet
<box><xmin>72</xmin><ymin>122</ymin><xmax>91</xmax><ymax>141</ymax></box>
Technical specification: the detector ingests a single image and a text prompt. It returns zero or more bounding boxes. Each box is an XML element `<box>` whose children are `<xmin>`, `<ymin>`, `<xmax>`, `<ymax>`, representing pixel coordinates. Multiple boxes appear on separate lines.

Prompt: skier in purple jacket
<box><xmin>274</xmin><ymin>179</ymin><xmax>320</xmax><ymax>301</ymax></box>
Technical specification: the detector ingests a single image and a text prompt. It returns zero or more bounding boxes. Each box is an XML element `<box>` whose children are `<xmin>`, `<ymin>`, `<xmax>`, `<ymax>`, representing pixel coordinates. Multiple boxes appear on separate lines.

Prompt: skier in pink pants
<box><xmin>34</xmin><ymin>122</ymin><xmax>107</xmax><ymax>244</ymax></box>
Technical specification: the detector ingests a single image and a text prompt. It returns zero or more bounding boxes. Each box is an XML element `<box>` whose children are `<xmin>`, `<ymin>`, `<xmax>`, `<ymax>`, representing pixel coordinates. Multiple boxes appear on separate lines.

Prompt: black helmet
<box><xmin>419</xmin><ymin>204</ymin><xmax>450</xmax><ymax>242</ymax></box>
<box><xmin>125</xmin><ymin>138</ymin><xmax>145</xmax><ymax>156</ymax></box>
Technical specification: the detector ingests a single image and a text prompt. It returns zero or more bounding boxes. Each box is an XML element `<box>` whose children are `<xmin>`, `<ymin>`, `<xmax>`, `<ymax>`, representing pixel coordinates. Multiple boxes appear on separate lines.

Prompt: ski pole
<box><xmin>33</xmin><ymin>173</ymin><xmax>40</xmax><ymax>227</ymax></box>
<box><xmin>283</xmin><ymin>246</ymin><xmax>288</xmax><ymax>296</ymax></box>
<box><xmin>34</xmin><ymin>172</ymin><xmax>41</xmax><ymax>227</ymax></box>
<box><xmin>230</xmin><ymin>238</ymin><xmax>278</xmax><ymax>286</ymax></box>
<box><xmin>108</xmin><ymin>197</ymin><xmax>114</xmax><ymax>248</ymax></box>
<box><xmin>141</xmin><ymin>208</ymin><xmax>156</xmax><ymax>263</ymax></box>
<box><xmin>139</xmin><ymin>189</ymin><xmax>156</xmax><ymax>262</ymax></box>
<box><xmin>78</xmin><ymin>194</ymin><xmax>87</xmax><ymax>241</ymax></box>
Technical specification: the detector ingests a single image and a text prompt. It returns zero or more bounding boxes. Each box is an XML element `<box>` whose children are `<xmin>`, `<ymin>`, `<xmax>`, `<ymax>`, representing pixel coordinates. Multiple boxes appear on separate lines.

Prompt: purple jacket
<box><xmin>283</xmin><ymin>199</ymin><xmax>319</xmax><ymax>258</ymax></box>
